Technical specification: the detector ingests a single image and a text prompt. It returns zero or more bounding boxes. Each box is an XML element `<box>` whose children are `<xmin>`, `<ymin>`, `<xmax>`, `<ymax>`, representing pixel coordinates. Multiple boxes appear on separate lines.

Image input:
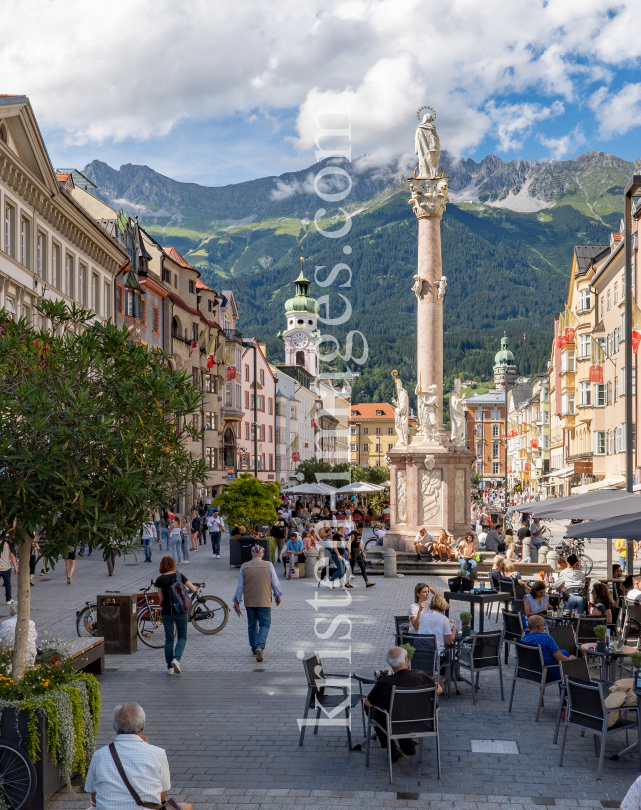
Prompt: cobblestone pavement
<box><xmin>6</xmin><ymin>531</ymin><xmax>638</xmax><ymax>808</ymax></box>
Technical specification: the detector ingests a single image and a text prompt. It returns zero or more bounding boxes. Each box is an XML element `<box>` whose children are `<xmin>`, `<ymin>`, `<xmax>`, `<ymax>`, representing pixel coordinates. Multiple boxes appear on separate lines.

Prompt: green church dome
<box><xmin>494</xmin><ymin>335</ymin><xmax>515</xmax><ymax>368</ymax></box>
<box><xmin>285</xmin><ymin>268</ymin><xmax>316</xmax><ymax>314</ymax></box>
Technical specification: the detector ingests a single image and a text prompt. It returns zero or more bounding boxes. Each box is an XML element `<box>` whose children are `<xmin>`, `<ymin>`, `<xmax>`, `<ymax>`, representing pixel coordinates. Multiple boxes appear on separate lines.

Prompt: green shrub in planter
<box><xmin>594</xmin><ymin>625</ymin><xmax>608</xmax><ymax>642</ymax></box>
<box><xmin>460</xmin><ymin>612</ymin><xmax>473</xmax><ymax>627</ymax></box>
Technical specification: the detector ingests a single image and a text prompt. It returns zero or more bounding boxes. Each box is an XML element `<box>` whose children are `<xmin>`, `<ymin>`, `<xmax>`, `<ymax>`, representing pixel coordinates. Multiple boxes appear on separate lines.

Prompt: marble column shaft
<box><xmin>416</xmin><ymin>215</ymin><xmax>444</xmax><ymax>424</ymax></box>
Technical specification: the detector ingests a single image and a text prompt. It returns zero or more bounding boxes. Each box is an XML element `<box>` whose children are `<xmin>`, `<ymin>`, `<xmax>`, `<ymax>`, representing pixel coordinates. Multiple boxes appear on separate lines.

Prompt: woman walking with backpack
<box><xmin>154</xmin><ymin>556</ymin><xmax>198</xmax><ymax>675</ymax></box>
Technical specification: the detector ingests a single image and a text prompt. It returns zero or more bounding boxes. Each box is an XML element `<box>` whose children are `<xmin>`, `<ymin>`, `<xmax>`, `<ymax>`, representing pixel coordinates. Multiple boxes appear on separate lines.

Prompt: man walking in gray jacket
<box><xmin>233</xmin><ymin>546</ymin><xmax>282</xmax><ymax>663</ymax></box>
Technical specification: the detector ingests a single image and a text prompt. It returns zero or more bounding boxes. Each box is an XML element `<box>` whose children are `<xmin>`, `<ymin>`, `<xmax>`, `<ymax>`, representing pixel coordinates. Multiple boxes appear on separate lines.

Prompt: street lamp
<box><xmin>241</xmin><ymin>340</ymin><xmax>259</xmax><ymax>479</ymax></box>
<box><xmin>624</xmin><ymin>176</ymin><xmax>641</xmax><ymax>569</ymax></box>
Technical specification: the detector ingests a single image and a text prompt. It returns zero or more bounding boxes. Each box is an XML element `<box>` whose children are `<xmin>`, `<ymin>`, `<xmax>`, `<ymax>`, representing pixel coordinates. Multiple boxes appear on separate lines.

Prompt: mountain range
<box><xmin>82</xmin><ymin>150</ymin><xmax>641</xmax><ymax>403</ymax></box>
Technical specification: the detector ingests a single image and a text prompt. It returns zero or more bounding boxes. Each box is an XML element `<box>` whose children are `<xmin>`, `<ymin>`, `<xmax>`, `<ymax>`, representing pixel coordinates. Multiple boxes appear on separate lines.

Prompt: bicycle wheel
<box><xmin>0</xmin><ymin>742</ymin><xmax>36</xmax><ymax>810</ymax></box>
<box><xmin>137</xmin><ymin>605</ymin><xmax>165</xmax><ymax>648</ymax></box>
<box><xmin>76</xmin><ymin>604</ymin><xmax>98</xmax><ymax>637</ymax></box>
<box><xmin>580</xmin><ymin>555</ymin><xmax>593</xmax><ymax>576</ymax></box>
<box><xmin>190</xmin><ymin>595</ymin><xmax>229</xmax><ymax>634</ymax></box>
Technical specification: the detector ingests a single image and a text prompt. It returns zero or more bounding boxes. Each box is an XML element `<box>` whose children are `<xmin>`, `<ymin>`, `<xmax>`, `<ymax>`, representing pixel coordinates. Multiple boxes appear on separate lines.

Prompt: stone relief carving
<box><xmin>420</xmin><ymin>455</ymin><xmax>441</xmax><ymax>524</ymax></box>
<box><xmin>396</xmin><ymin>470</ymin><xmax>406</xmax><ymax>523</ymax></box>
<box><xmin>437</xmin><ymin>276</ymin><xmax>447</xmax><ymax>299</ymax></box>
<box><xmin>455</xmin><ymin>468</ymin><xmax>465</xmax><ymax>525</ymax></box>
<box><xmin>449</xmin><ymin>377</ymin><xmax>465</xmax><ymax>444</ymax></box>
<box><xmin>408</xmin><ymin>177</ymin><xmax>449</xmax><ymax>219</ymax></box>
<box><xmin>391</xmin><ymin>373</ymin><xmax>409</xmax><ymax>446</ymax></box>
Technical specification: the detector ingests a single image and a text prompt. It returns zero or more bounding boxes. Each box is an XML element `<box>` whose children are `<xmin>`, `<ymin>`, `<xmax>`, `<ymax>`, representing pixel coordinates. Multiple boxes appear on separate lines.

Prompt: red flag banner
<box><xmin>226</xmin><ymin>364</ymin><xmax>236</xmax><ymax>381</ymax></box>
<box><xmin>557</xmin><ymin>335</ymin><xmax>567</xmax><ymax>349</ymax></box>
<box><xmin>310</xmin><ymin>418</ymin><xmax>318</xmax><ymax>428</ymax></box>
<box><xmin>292</xmin><ymin>451</ymin><xmax>300</xmax><ymax>462</ymax></box>
<box><xmin>565</xmin><ymin>327</ymin><xmax>575</xmax><ymax>343</ymax></box>
<box><xmin>524</xmin><ymin>462</ymin><xmax>531</xmax><ymax>472</ymax></box>
<box><xmin>530</xmin><ymin>439</ymin><xmax>538</xmax><ymax>449</ymax></box>
<box><xmin>190</xmin><ymin>340</ymin><xmax>197</xmax><ymax>349</ymax></box>
<box><xmin>207</xmin><ymin>354</ymin><xmax>214</xmax><ymax>369</ymax></box>
<box><xmin>589</xmin><ymin>365</ymin><xmax>603</xmax><ymax>383</ymax></box>
<box><xmin>633</xmin><ymin>331</ymin><xmax>641</xmax><ymax>355</ymax></box>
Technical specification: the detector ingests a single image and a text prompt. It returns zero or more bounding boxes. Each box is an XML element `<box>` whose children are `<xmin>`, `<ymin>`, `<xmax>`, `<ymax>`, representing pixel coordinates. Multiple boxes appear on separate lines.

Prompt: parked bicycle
<box><xmin>555</xmin><ymin>536</ymin><xmax>594</xmax><ymax>576</ymax></box>
<box><xmin>76</xmin><ymin>581</ymin><xmax>229</xmax><ymax>647</ymax></box>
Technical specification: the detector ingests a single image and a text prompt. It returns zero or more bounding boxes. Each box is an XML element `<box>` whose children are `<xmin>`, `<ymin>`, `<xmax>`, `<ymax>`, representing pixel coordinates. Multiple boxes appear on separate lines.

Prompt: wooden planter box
<box><xmin>0</xmin><ymin>706</ymin><xmax>65</xmax><ymax>810</ymax></box>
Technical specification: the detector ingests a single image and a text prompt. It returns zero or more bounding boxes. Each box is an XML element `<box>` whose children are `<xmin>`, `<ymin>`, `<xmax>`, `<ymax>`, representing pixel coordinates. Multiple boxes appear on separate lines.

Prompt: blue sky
<box><xmin>4</xmin><ymin>0</ymin><xmax>641</xmax><ymax>187</ymax></box>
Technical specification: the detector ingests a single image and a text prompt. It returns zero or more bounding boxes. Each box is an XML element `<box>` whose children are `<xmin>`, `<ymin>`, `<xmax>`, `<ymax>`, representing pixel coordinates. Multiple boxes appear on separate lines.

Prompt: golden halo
<box><xmin>416</xmin><ymin>105</ymin><xmax>436</xmax><ymax>121</ymax></box>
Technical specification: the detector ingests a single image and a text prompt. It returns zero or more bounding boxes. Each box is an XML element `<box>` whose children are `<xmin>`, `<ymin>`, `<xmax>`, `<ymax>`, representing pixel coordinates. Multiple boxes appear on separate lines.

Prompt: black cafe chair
<box><xmin>394</xmin><ymin>615</ymin><xmax>411</xmax><ymax>645</ymax></box>
<box><xmin>508</xmin><ymin>641</ymin><xmax>562</xmax><ymax>721</ymax></box>
<box><xmin>299</xmin><ymin>654</ymin><xmax>363</xmax><ymax>749</ymax></box>
<box><xmin>365</xmin><ymin>685</ymin><xmax>441</xmax><ymax>783</ymax></box>
<box><xmin>559</xmin><ymin>677</ymin><xmax>640</xmax><ymax>779</ymax></box>
<box><xmin>576</xmin><ymin>616</ymin><xmax>606</xmax><ymax>645</ymax></box>
<box><xmin>502</xmin><ymin>610</ymin><xmax>524</xmax><ymax>663</ymax></box>
<box><xmin>455</xmin><ymin>630</ymin><xmax>504</xmax><ymax>704</ymax></box>
<box><xmin>547</xmin><ymin>624</ymin><xmax>577</xmax><ymax>658</ymax></box>
<box><xmin>399</xmin><ymin>632</ymin><xmax>438</xmax><ymax>680</ymax></box>
<box><xmin>552</xmin><ymin>657</ymin><xmax>591</xmax><ymax>745</ymax></box>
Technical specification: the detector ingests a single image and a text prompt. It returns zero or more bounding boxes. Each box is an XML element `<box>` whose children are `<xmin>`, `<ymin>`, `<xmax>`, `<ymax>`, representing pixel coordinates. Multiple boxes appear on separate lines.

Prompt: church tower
<box><xmin>493</xmin><ymin>333</ymin><xmax>517</xmax><ymax>390</ymax></box>
<box><xmin>282</xmin><ymin>261</ymin><xmax>320</xmax><ymax>378</ymax></box>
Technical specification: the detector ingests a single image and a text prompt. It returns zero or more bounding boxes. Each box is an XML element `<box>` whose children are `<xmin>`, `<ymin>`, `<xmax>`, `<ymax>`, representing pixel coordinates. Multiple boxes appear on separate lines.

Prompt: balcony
<box><xmin>224</xmin><ymin>328</ymin><xmax>243</xmax><ymax>342</ymax></box>
<box><xmin>560</xmin><ymin>412</ymin><xmax>575</xmax><ymax>429</ymax></box>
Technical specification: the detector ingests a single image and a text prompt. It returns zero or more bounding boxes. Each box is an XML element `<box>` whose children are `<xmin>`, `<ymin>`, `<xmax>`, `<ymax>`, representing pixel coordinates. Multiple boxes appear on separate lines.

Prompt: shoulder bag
<box><xmin>108</xmin><ymin>742</ymin><xmax>182</xmax><ymax>810</ymax></box>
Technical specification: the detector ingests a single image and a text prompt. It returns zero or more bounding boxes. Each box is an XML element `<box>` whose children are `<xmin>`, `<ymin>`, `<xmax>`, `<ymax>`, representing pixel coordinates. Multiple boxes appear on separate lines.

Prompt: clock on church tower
<box><xmin>282</xmin><ymin>266</ymin><xmax>320</xmax><ymax>377</ymax></box>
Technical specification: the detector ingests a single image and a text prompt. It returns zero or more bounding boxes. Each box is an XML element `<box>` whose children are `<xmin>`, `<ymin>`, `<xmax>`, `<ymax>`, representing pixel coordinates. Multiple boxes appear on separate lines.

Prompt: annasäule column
<box><xmin>411</xmin><ymin>185</ymin><xmax>449</xmax><ymax>423</ymax></box>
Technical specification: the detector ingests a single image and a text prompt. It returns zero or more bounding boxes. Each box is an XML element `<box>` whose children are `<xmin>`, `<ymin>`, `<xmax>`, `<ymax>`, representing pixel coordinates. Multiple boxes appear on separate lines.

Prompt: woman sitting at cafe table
<box><xmin>552</xmin><ymin>553</ymin><xmax>586</xmax><ymax>613</ymax></box>
<box><xmin>418</xmin><ymin>593</ymin><xmax>455</xmax><ymax>654</ymax></box>
<box><xmin>408</xmin><ymin>582</ymin><xmax>437</xmax><ymax>633</ymax></box>
<box><xmin>590</xmin><ymin>581</ymin><xmax>614</xmax><ymax>624</ymax></box>
<box><xmin>524</xmin><ymin>580</ymin><xmax>549</xmax><ymax>618</ymax></box>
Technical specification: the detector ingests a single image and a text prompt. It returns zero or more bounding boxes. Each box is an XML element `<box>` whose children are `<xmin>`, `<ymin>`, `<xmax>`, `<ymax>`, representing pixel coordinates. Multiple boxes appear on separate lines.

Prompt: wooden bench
<box><xmin>61</xmin><ymin>637</ymin><xmax>105</xmax><ymax>674</ymax></box>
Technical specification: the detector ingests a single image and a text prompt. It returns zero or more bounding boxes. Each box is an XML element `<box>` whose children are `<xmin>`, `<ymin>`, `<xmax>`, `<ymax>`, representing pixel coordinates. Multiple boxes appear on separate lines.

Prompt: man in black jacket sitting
<box><xmin>364</xmin><ymin>646</ymin><xmax>441</xmax><ymax>761</ymax></box>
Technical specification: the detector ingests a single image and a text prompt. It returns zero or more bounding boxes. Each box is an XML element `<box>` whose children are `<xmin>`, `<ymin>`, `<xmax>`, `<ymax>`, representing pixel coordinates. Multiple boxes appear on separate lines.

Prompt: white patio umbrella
<box><xmin>283</xmin><ymin>483</ymin><xmax>329</xmax><ymax>494</ymax></box>
<box><xmin>334</xmin><ymin>481</ymin><xmax>386</xmax><ymax>493</ymax></box>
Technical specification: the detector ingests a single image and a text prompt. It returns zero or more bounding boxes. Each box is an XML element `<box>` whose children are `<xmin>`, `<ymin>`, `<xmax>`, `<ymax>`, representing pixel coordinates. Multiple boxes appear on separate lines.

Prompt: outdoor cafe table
<box><xmin>543</xmin><ymin>613</ymin><xmax>577</xmax><ymax>626</ymax></box>
<box><xmin>579</xmin><ymin>642</ymin><xmax>636</xmax><ymax>681</ymax></box>
<box><xmin>444</xmin><ymin>591</ymin><xmax>510</xmax><ymax>633</ymax></box>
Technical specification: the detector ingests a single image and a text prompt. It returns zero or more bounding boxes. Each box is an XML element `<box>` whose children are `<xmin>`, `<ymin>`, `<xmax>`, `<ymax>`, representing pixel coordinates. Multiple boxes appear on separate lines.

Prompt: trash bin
<box><xmin>96</xmin><ymin>593</ymin><xmax>138</xmax><ymax>654</ymax></box>
<box><xmin>229</xmin><ymin>536</ymin><xmax>273</xmax><ymax>566</ymax></box>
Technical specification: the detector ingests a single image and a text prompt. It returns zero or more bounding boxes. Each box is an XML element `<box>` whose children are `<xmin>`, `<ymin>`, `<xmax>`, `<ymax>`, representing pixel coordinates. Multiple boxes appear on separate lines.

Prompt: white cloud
<box><xmin>537</xmin><ymin>125</ymin><xmax>586</xmax><ymax>160</ymax></box>
<box><xmin>590</xmin><ymin>83</ymin><xmax>641</xmax><ymax>139</ymax></box>
<box><xmin>1</xmin><ymin>0</ymin><xmax>641</xmax><ymax>161</ymax></box>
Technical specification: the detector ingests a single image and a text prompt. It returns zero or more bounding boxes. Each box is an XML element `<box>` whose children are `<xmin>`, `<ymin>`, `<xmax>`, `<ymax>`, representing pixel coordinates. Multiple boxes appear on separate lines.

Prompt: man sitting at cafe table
<box><xmin>364</xmin><ymin>646</ymin><xmax>443</xmax><ymax>762</ymax></box>
<box><xmin>522</xmin><ymin>615</ymin><xmax>575</xmax><ymax>681</ymax></box>
<box><xmin>625</xmin><ymin>574</ymin><xmax>641</xmax><ymax>603</ymax></box>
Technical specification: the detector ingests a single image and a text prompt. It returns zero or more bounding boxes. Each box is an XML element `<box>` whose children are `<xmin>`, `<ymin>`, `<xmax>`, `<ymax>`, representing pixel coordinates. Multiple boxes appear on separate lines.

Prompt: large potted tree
<box><xmin>215</xmin><ymin>474</ymin><xmax>280</xmax><ymax>565</ymax></box>
<box><xmin>0</xmin><ymin>300</ymin><xmax>206</xmax><ymax>808</ymax></box>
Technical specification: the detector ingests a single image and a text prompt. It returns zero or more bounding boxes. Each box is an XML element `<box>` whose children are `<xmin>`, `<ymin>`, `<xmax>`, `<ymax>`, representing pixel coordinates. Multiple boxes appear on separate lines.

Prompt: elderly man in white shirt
<box><xmin>85</xmin><ymin>703</ymin><xmax>192</xmax><ymax>810</ymax></box>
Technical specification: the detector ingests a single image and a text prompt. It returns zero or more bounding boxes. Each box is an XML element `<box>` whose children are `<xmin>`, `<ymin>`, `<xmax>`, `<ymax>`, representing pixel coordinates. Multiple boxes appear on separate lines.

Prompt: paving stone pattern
<box><xmin>6</xmin><ymin>531</ymin><xmax>637</xmax><ymax>807</ymax></box>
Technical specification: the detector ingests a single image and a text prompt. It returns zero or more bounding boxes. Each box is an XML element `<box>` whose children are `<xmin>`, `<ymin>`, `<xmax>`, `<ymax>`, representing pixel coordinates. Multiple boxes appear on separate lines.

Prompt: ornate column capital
<box><xmin>408</xmin><ymin>177</ymin><xmax>449</xmax><ymax>219</ymax></box>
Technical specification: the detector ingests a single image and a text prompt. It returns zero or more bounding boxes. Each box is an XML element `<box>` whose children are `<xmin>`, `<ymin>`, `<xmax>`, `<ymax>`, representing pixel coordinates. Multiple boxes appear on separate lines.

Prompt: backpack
<box><xmin>170</xmin><ymin>572</ymin><xmax>191</xmax><ymax>614</ymax></box>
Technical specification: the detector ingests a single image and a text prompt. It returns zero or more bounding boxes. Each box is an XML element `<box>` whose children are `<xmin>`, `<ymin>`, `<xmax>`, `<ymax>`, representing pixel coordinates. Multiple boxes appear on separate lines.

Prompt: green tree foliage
<box><xmin>0</xmin><ymin>301</ymin><xmax>206</xmax><ymax>680</ymax></box>
<box><xmin>295</xmin><ymin>458</ymin><xmax>333</xmax><ymax>484</ymax></box>
<box><xmin>214</xmin><ymin>473</ymin><xmax>280</xmax><ymax>532</ymax></box>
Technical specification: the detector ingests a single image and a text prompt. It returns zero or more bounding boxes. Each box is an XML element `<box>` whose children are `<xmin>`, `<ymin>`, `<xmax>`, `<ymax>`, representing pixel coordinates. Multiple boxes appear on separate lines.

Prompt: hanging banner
<box><xmin>207</xmin><ymin>354</ymin><xmax>214</xmax><ymax>369</ymax></box>
<box><xmin>310</xmin><ymin>418</ymin><xmax>318</xmax><ymax>428</ymax></box>
<box><xmin>633</xmin><ymin>330</ymin><xmax>641</xmax><ymax>355</ymax></box>
<box><xmin>530</xmin><ymin>439</ymin><xmax>538</xmax><ymax>449</ymax></box>
<box><xmin>292</xmin><ymin>451</ymin><xmax>300</xmax><ymax>462</ymax></box>
<box><xmin>556</xmin><ymin>335</ymin><xmax>567</xmax><ymax>349</ymax></box>
<box><xmin>589</xmin><ymin>365</ymin><xmax>603</xmax><ymax>383</ymax></box>
<box><xmin>226</xmin><ymin>364</ymin><xmax>236</xmax><ymax>381</ymax></box>
<box><xmin>564</xmin><ymin>327</ymin><xmax>575</xmax><ymax>343</ymax></box>
<box><xmin>524</xmin><ymin>462</ymin><xmax>531</xmax><ymax>472</ymax></box>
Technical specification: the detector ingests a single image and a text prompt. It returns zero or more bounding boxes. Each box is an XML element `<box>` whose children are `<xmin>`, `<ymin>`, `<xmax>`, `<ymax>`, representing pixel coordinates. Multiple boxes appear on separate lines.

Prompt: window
<box><xmin>174</xmin><ymin>274</ymin><xmax>178</xmax><ymax>288</ymax></box>
<box><xmin>578</xmin><ymin>289</ymin><xmax>591</xmax><ymax>312</ymax></box>
<box><xmin>37</xmin><ymin>232</ymin><xmax>46</xmax><ymax>280</ymax></box>
<box><xmin>191</xmin><ymin>414</ymin><xmax>199</xmax><ymax>430</ymax></box>
<box><xmin>622</xmin><ymin>367</ymin><xmax>636</xmax><ymax>396</ymax></box>
<box><xmin>363</xmin><ymin>427</ymin><xmax>369</xmax><ymax>435</ymax></box>
<box><xmin>259</xmin><ymin>369</ymin><xmax>264</xmax><ymax>385</ymax></box>
<box><xmin>205</xmin><ymin>412</ymin><xmax>217</xmax><ymax>430</ymax></box>
<box><xmin>614</xmin><ymin>375</ymin><xmax>619</xmax><ymax>402</ymax></box>
<box><xmin>600</xmin><ymin>296</ymin><xmax>604</xmax><ymax>318</ymax></box>
<box><xmin>577</xmin><ymin>333</ymin><xmax>590</xmax><ymax>360</ymax></box>
<box><xmin>65</xmin><ymin>253</ymin><xmax>74</xmax><ymax>299</ymax></box>
<box><xmin>579</xmin><ymin>381</ymin><xmax>591</xmax><ymax>407</ymax></box>
<box><xmin>189</xmin><ymin>280</ymin><xmax>195</xmax><ymax>294</ymax></box>
<box><xmin>376</xmin><ymin>409</ymin><xmax>384</xmax><ymax>416</ymax></box>
<box><xmin>20</xmin><ymin>218</ymin><xmax>31</xmax><ymax>268</ymax></box>
<box><xmin>363</xmin><ymin>443</ymin><xmax>369</xmax><ymax>451</ymax></box>
<box><xmin>614</xmin><ymin>282</ymin><xmax>618</xmax><ymax>303</ymax></box>
<box><xmin>245</xmin><ymin>422</ymin><xmax>249</xmax><ymax>440</ymax></box>
<box><xmin>375</xmin><ymin>443</ymin><xmax>381</xmax><ymax>451</ymax></box>
<box><xmin>52</xmin><ymin>243</ymin><xmax>61</xmax><ymax>289</ymax></box>
<box><xmin>205</xmin><ymin>375</ymin><xmax>215</xmax><ymax>393</ymax></box>
<box><xmin>350</xmin><ymin>425</ymin><xmax>359</xmax><ymax>435</ymax></box>
<box><xmin>162</xmin><ymin>267</ymin><xmax>171</xmax><ymax>284</ymax></box>
<box><xmin>192</xmin><ymin>323</ymin><xmax>199</xmax><ymax>343</ymax></box>
<box><xmin>388</xmin><ymin>427</ymin><xmax>394</xmax><ymax>435</ymax></box>
<box><xmin>492</xmin><ymin>462</ymin><xmax>500</xmax><ymax>475</ymax></box>
<box><xmin>616</xmin><ymin>426</ymin><xmax>623</xmax><ymax>454</ymax></box>
<box><xmin>116</xmin><ymin>284</ymin><xmax>123</xmax><ymax>314</ymax></box>
<box><xmin>5</xmin><ymin>298</ymin><xmax>15</xmax><ymax>320</ymax></box>
<box><xmin>268</xmin><ymin>398</ymin><xmax>273</xmax><ymax>415</ymax></box>
<box><xmin>492</xmin><ymin>442</ymin><xmax>499</xmax><ymax>459</ymax></box>
<box><xmin>269</xmin><ymin>454</ymin><xmax>273</xmax><ymax>471</ymax></box>
<box><xmin>236</xmin><ymin>383</ymin><xmax>241</xmax><ymax>405</ymax></box>
<box><xmin>561</xmin><ymin>393</ymin><xmax>575</xmax><ymax>415</ymax></box>
<box><xmin>258</xmin><ymin>395</ymin><xmax>264</xmax><ymax>411</ymax></box>
<box><xmin>561</xmin><ymin>350</ymin><xmax>575</xmax><ymax>373</ymax></box>
<box><xmin>388</xmin><ymin>443</ymin><xmax>393</xmax><ymax>451</ymax></box>
<box><xmin>492</xmin><ymin>424</ymin><xmax>499</xmax><ymax>437</ymax></box>
<box><xmin>375</xmin><ymin>427</ymin><xmax>381</xmax><ymax>435</ymax></box>
<box><xmin>245</xmin><ymin>365</ymin><xmax>249</xmax><ymax>381</ymax></box>
<box><xmin>125</xmin><ymin>290</ymin><xmax>141</xmax><ymax>318</ymax></box>
<box><xmin>104</xmin><ymin>281</ymin><xmax>111</xmax><ymax>319</ymax></box>
<box><xmin>268</xmin><ymin>426</ymin><xmax>273</xmax><ymax>442</ymax></box>
<box><xmin>290</xmin><ymin>406</ymin><xmax>297</xmax><ymax>420</ymax></box>
<box><xmin>208</xmin><ymin>300</ymin><xmax>213</xmax><ymax>312</ymax></box>
<box><xmin>4</xmin><ymin>202</ymin><xmax>15</xmax><ymax>258</ymax></box>
<box><xmin>91</xmin><ymin>274</ymin><xmax>100</xmax><ymax>312</ymax></box>
<box><xmin>608</xmin><ymin>429</ymin><xmax>615</xmax><ymax>455</ymax></box>
<box><xmin>192</xmin><ymin>367</ymin><xmax>200</xmax><ymax>388</ymax></box>
<box><xmin>152</xmin><ymin>306</ymin><xmax>160</xmax><ymax>334</ymax></box>
<box><xmin>244</xmin><ymin>391</ymin><xmax>249</xmax><ymax>409</ymax></box>
<box><xmin>607</xmin><ymin>380</ymin><xmax>612</xmax><ymax>405</ymax></box>
<box><xmin>78</xmin><ymin>264</ymin><xmax>88</xmax><ymax>306</ymax></box>
<box><xmin>607</xmin><ymin>290</ymin><xmax>611</xmax><ymax>311</ymax></box>
<box><xmin>594</xmin><ymin>383</ymin><xmax>605</xmax><ymax>407</ymax></box>
<box><xmin>205</xmin><ymin>447</ymin><xmax>216</xmax><ymax>469</ymax></box>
